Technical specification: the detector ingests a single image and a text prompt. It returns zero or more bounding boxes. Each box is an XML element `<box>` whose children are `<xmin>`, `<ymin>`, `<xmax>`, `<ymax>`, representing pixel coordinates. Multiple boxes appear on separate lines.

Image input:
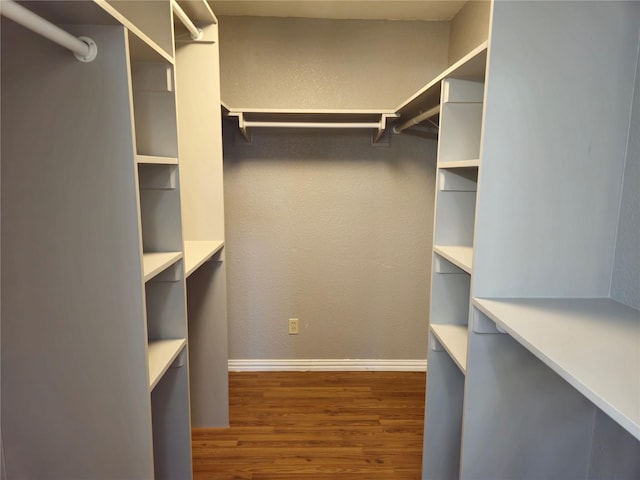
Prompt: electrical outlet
<box><xmin>288</xmin><ymin>318</ymin><xmax>299</xmax><ymax>335</ymax></box>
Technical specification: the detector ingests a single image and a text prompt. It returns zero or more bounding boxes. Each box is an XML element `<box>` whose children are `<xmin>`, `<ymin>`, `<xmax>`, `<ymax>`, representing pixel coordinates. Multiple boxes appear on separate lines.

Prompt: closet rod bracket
<box><xmin>1</xmin><ymin>0</ymin><xmax>98</xmax><ymax>62</ymax></box>
<box><xmin>74</xmin><ymin>36</ymin><xmax>98</xmax><ymax>63</ymax></box>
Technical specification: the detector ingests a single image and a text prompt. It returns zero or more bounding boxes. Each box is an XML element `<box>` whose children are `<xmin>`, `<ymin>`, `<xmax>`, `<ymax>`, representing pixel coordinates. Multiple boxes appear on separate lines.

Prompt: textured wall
<box><xmin>448</xmin><ymin>0</ymin><xmax>490</xmax><ymax>65</ymax></box>
<box><xmin>611</xmin><ymin>51</ymin><xmax>639</xmax><ymax>309</ymax></box>
<box><xmin>218</xmin><ymin>15</ymin><xmax>449</xmax><ymax>109</ymax></box>
<box><xmin>217</xmin><ymin>16</ymin><xmax>446</xmax><ymax>360</ymax></box>
<box><xmin>223</xmin><ymin>128</ymin><xmax>436</xmax><ymax>359</ymax></box>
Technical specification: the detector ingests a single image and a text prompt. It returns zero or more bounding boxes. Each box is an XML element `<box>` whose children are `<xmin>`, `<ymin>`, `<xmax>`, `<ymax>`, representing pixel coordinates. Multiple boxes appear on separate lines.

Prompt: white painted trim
<box><xmin>228</xmin><ymin>359</ymin><xmax>427</xmax><ymax>372</ymax></box>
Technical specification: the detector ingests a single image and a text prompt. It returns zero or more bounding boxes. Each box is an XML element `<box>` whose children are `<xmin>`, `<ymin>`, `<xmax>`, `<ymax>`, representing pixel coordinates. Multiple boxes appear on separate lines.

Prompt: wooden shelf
<box><xmin>438</xmin><ymin>159</ymin><xmax>480</xmax><ymax>169</ymax></box>
<box><xmin>434</xmin><ymin>246</ymin><xmax>473</xmax><ymax>274</ymax></box>
<box><xmin>147</xmin><ymin>338</ymin><xmax>186</xmax><ymax>390</ymax></box>
<box><xmin>142</xmin><ymin>252</ymin><xmax>182</xmax><ymax>282</ymax></box>
<box><xmin>184</xmin><ymin>240</ymin><xmax>224</xmax><ymax>277</ymax></box>
<box><xmin>431</xmin><ymin>324</ymin><xmax>468</xmax><ymax>374</ymax></box>
<box><xmin>473</xmin><ymin>297</ymin><xmax>640</xmax><ymax>441</ymax></box>
<box><xmin>395</xmin><ymin>42</ymin><xmax>488</xmax><ymax>122</ymax></box>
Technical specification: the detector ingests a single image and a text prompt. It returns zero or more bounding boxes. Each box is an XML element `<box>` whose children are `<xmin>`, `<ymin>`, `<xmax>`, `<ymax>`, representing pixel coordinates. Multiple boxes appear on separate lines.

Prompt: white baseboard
<box><xmin>228</xmin><ymin>359</ymin><xmax>427</xmax><ymax>372</ymax></box>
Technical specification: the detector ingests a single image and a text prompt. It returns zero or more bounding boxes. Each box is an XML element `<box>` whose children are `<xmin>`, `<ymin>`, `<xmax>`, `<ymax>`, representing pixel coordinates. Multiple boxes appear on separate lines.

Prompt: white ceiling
<box><xmin>209</xmin><ymin>1</ymin><xmax>467</xmax><ymax>21</ymax></box>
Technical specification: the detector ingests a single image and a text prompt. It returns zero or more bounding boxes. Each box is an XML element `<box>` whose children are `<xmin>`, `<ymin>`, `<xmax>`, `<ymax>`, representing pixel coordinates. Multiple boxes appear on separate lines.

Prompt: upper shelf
<box><xmin>100</xmin><ymin>1</ymin><xmax>175</xmax><ymax>63</ymax></box>
<box><xmin>226</xmin><ymin>109</ymin><xmax>398</xmax><ymax>143</ymax></box>
<box><xmin>395</xmin><ymin>42</ymin><xmax>488</xmax><ymax>124</ymax></box>
<box><xmin>473</xmin><ymin>297</ymin><xmax>640</xmax><ymax>441</ymax></box>
<box><xmin>222</xmin><ymin>43</ymin><xmax>487</xmax><ymax>141</ymax></box>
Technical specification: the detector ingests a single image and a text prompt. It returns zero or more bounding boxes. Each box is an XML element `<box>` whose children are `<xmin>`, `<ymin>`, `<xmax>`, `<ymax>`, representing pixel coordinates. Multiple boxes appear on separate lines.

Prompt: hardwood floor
<box><xmin>192</xmin><ymin>371</ymin><xmax>426</xmax><ymax>479</ymax></box>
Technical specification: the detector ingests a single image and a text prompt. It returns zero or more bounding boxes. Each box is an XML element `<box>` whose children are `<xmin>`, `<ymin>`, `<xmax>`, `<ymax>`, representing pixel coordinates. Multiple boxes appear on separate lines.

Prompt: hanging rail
<box><xmin>393</xmin><ymin>104</ymin><xmax>440</xmax><ymax>134</ymax></box>
<box><xmin>172</xmin><ymin>1</ymin><xmax>203</xmax><ymax>40</ymax></box>
<box><xmin>229</xmin><ymin>112</ymin><xmax>395</xmax><ymax>144</ymax></box>
<box><xmin>0</xmin><ymin>0</ymin><xmax>97</xmax><ymax>62</ymax></box>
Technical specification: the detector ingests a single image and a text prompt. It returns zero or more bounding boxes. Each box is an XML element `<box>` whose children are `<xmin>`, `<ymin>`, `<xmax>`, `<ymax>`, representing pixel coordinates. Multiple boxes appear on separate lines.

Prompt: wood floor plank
<box><xmin>192</xmin><ymin>371</ymin><xmax>426</xmax><ymax>479</ymax></box>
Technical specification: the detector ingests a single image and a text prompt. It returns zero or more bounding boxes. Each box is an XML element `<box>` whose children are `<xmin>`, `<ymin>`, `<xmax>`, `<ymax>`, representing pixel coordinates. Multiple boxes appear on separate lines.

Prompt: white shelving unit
<box><xmin>392</xmin><ymin>2</ymin><xmax>640</xmax><ymax>479</ymax></box>
<box><xmin>1</xmin><ymin>0</ymin><xmax>229</xmax><ymax>477</ymax></box>
<box><xmin>174</xmin><ymin>0</ymin><xmax>230</xmax><ymax>427</ymax></box>
<box><xmin>418</xmin><ymin>58</ymin><xmax>486</xmax><ymax>478</ymax></box>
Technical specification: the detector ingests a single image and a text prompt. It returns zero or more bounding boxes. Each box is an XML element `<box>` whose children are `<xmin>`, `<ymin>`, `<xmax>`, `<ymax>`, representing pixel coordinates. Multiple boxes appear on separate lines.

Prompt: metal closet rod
<box><xmin>172</xmin><ymin>1</ymin><xmax>203</xmax><ymax>40</ymax></box>
<box><xmin>394</xmin><ymin>104</ymin><xmax>440</xmax><ymax>134</ymax></box>
<box><xmin>1</xmin><ymin>0</ymin><xmax>97</xmax><ymax>62</ymax></box>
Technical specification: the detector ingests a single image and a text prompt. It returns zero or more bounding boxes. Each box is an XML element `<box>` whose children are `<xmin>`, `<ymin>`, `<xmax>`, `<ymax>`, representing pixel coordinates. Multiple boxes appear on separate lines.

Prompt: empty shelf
<box><xmin>147</xmin><ymin>338</ymin><xmax>186</xmax><ymax>390</ymax></box>
<box><xmin>438</xmin><ymin>159</ymin><xmax>480</xmax><ymax>169</ymax></box>
<box><xmin>184</xmin><ymin>240</ymin><xmax>224</xmax><ymax>277</ymax></box>
<box><xmin>431</xmin><ymin>324</ymin><xmax>469</xmax><ymax>374</ymax></box>
<box><xmin>473</xmin><ymin>297</ymin><xmax>640</xmax><ymax>441</ymax></box>
<box><xmin>434</xmin><ymin>246</ymin><xmax>473</xmax><ymax>274</ymax></box>
<box><xmin>142</xmin><ymin>251</ymin><xmax>182</xmax><ymax>282</ymax></box>
<box><xmin>136</xmin><ymin>154</ymin><xmax>178</xmax><ymax>165</ymax></box>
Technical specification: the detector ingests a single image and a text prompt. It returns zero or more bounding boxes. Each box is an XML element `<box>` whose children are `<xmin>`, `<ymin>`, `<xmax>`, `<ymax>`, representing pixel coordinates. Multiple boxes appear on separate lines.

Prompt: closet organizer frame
<box><xmin>396</xmin><ymin>2</ymin><xmax>640</xmax><ymax>479</ymax></box>
<box><xmin>173</xmin><ymin>0</ymin><xmax>231</xmax><ymax>427</ymax></box>
<box><xmin>419</xmin><ymin>63</ymin><xmax>486</xmax><ymax>480</ymax></box>
<box><xmin>1</xmin><ymin>0</ymin><xmax>227</xmax><ymax>478</ymax></box>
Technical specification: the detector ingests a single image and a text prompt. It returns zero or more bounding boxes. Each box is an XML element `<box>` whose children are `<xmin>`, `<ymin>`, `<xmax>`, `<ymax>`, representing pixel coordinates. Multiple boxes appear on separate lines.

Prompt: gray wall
<box><xmin>448</xmin><ymin>0</ymin><xmax>490</xmax><ymax>65</ymax></box>
<box><xmin>611</xmin><ymin>50</ymin><xmax>640</xmax><ymax>309</ymax></box>
<box><xmin>218</xmin><ymin>16</ymin><xmax>448</xmax><ymax>360</ymax></box>
<box><xmin>222</xmin><ymin>128</ymin><xmax>435</xmax><ymax>359</ymax></box>
<box><xmin>218</xmin><ymin>16</ymin><xmax>449</xmax><ymax>109</ymax></box>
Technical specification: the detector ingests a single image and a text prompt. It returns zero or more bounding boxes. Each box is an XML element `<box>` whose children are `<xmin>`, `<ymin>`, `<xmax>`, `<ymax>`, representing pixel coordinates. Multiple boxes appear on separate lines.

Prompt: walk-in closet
<box><xmin>1</xmin><ymin>1</ymin><xmax>638</xmax><ymax>479</ymax></box>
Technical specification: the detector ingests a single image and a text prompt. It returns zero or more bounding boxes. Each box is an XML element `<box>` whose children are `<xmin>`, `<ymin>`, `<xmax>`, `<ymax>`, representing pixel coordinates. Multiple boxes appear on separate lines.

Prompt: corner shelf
<box><xmin>148</xmin><ymin>338</ymin><xmax>187</xmax><ymax>390</ymax></box>
<box><xmin>395</xmin><ymin>42</ymin><xmax>488</xmax><ymax>125</ymax></box>
<box><xmin>143</xmin><ymin>251</ymin><xmax>183</xmax><ymax>282</ymax></box>
<box><xmin>434</xmin><ymin>245</ymin><xmax>473</xmax><ymax>274</ymax></box>
<box><xmin>473</xmin><ymin>297</ymin><xmax>640</xmax><ymax>441</ymax></box>
<box><xmin>431</xmin><ymin>324</ymin><xmax>469</xmax><ymax>374</ymax></box>
<box><xmin>184</xmin><ymin>240</ymin><xmax>224</xmax><ymax>277</ymax></box>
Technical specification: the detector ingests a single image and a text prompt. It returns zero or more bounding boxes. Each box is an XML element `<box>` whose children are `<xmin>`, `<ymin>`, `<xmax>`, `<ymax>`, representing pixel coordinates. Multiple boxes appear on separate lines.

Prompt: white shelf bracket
<box><xmin>471</xmin><ymin>308</ymin><xmax>505</xmax><ymax>335</ymax></box>
<box><xmin>235</xmin><ymin>112</ymin><xmax>252</xmax><ymax>143</ymax></box>
<box><xmin>1</xmin><ymin>0</ymin><xmax>98</xmax><ymax>62</ymax></box>
<box><xmin>373</xmin><ymin>114</ymin><xmax>388</xmax><ymax>143</ymax></box>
